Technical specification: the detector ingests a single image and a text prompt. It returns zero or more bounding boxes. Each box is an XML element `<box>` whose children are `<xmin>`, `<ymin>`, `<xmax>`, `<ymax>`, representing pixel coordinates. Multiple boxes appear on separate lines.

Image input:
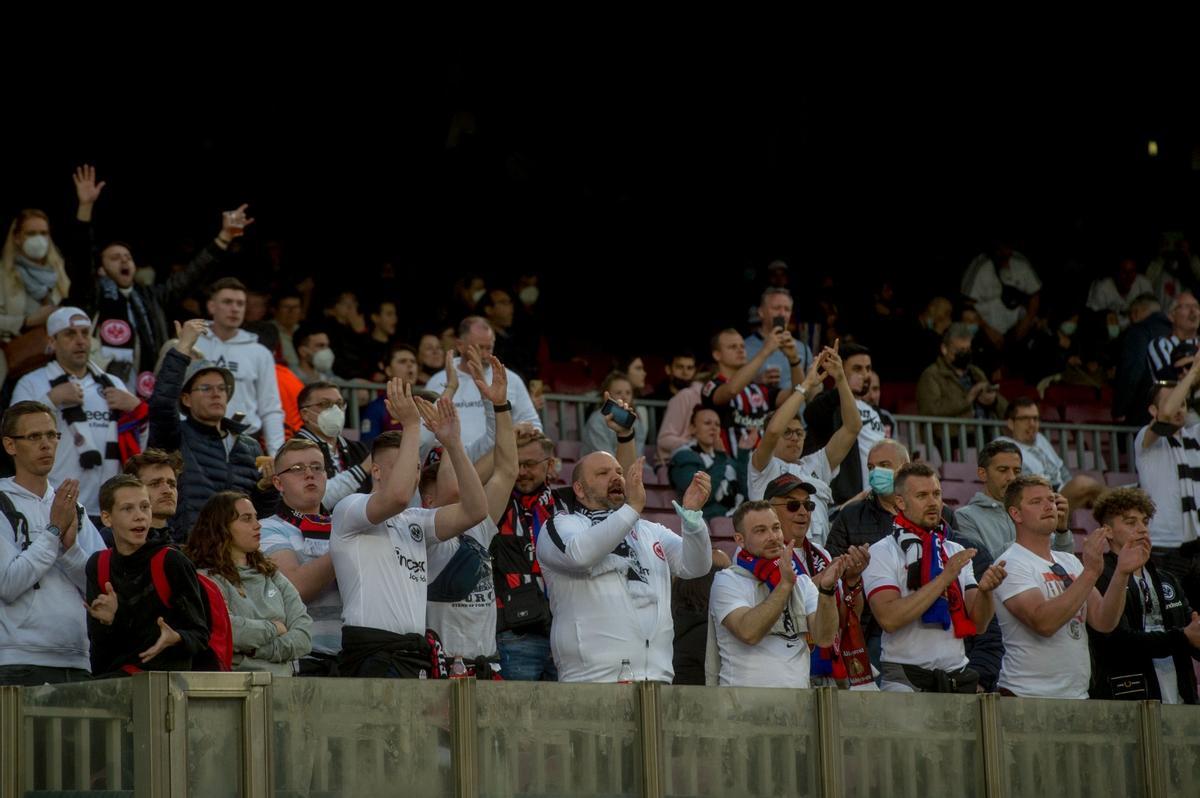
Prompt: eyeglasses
<box><xmin>191</xmin><ymin>384</ymin><xmax>229</xmax><ymax>395</ymax></box>
<box><xmin>279</xmin><ymin>463</ymin><xmax>326</xmax><ymax>477</ymax></box>
<box><xmin>518</xmin><ymin>457</ymin><xmax>551</xmax><ymax>470</ymax></box>
<box><xmin>6</xmin><ymin>431</ymin><xmax>62</xmax><ymax>443</ymax></box>
<box><xmin>771</xmin><ymin>499</ymin><xmax>815</xmax><ymax>513</ymax></box>
<box><xmin>1048</xmin><ymin>563</ymin><xmax>1074</xmax><ymax>589</ymax></box>
<box><xmin>781</xmin><ymin>428</ymin><xmax>805</xmax><ymax>440</ymax></box>
<box><xmin>302</xmin><ymin>399</ymin><xmax>347</xmax><ymax>411</ymax></box>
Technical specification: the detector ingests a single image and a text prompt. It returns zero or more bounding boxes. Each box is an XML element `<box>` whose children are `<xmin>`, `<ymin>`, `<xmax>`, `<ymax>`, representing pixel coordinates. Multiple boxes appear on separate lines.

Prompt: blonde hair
<box><xmin>1</xmin><ymin>210</ymin><xmax>71</xmax><ymax>300</ymax></box>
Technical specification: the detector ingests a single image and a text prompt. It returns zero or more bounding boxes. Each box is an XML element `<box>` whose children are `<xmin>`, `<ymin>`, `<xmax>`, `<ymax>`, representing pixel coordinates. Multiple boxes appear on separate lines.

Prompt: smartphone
<box><xmin>772</xmin><ymin>315</ymin><xmax>787</xmax><ymax>331</ymax></box>
<box><xmin>600</xmin><ymin>398</ymin><xmax>637</xmax><ymax>430</ymax></box>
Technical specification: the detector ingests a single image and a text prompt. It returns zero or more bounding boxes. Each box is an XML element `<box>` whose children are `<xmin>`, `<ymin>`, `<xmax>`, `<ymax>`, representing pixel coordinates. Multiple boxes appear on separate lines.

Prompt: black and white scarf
<box><xmin>47</xmin><ymin>362</ymin><xmax>119</xmax><ymax>470</ymax></box>
<box><xmin>95</xmin><ymin>277</ymin><xmax>159</xmax><ymax>376</ymax></box>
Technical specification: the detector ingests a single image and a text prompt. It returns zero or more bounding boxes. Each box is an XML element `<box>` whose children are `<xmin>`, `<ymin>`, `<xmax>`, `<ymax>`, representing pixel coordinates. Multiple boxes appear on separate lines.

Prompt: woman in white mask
<box><xmin>0</xmin><ymin>209</ymin><xmax>73</xmax><ymax>385</ymax></box>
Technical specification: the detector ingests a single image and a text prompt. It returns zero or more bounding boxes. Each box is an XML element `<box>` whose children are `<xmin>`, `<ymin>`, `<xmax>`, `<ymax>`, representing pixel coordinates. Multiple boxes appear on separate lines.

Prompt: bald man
<box><xmin>537</xmin><ymin>451</ymin><xmax>713</xmax><ymax>682</ymax></box>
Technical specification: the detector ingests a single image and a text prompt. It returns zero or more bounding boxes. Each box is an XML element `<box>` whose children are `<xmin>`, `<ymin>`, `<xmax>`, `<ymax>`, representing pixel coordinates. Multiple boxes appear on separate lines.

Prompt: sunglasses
<box><xmin>1048</xmin><ymin>563</ymin><xmax>1074</xmax><ymax>589</ymax></box>
<box><xmin>772</xmin><ymin>499</ymin><xmax>815</xmax><ymax>513</ymax></box>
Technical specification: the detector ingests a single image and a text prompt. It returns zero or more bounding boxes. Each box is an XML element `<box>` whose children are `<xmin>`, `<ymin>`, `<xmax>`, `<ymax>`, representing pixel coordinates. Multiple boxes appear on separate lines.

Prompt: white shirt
<box><xmin>993</xmin><ymin>543</ymin><xmax>1090</xmax><ymax>699</ymax></box>
<box><xmin>855</xmin><ymin>399</ymin><xmax>886</xmax><ymax>490</ymax></box>
<box><xmin>260</xmin><ymin>515</ymin><xmax>342</xmax><ymax>656</ymax></box>
<box><xmin>11</xmin><ymin>364</ymin><xmax>138</xmax><ymax>516</ymax></box>
<box><xmin>426</xmin><ymin>518</ymin><xmax>499</xmax><ymax>659</ymax></box>
<box><xmin>709</xmin><ymin>566</ymin><xmax>819</xmax><ymax>688</ymax></box>
<box><xmin>0</xmin><ymin>478</ymin><xmax>105</xmax><ymax>669</ymax></box>
<box><xmin>331</xmin><ymin>495</ymin><xmax>440</xmax><ymax>637</ymax></box>
<box><xmin>424</xmin><ymin>361</ymin><xmax>542</xmax><ymax>450</ymax></box>
<box><xmin>1134</xmin><ymin>423</ymin><xmax>1200</xmax><ymax>548</ymax></box>
<box><xmin>862</xmin><ymin>533</ymin><xmax>977</xmax><ymax>672</ymax></box>
<box><xmin>537</xmin><ymin>505</ymin><xmax>712</xmax><ymax>683</ymax></box>
<box><xmin>748</xmin><ymin>451</ymin><xmax>835</xmax><ymax>547</ymax></box>
<box><xmin>996</xmin><ymin>434</ymin><xmax>1071</xmax><ymax>489</ymax></box>
<box><xmin>961</xmin><ymin>252</ymin><xmax>1042</xmax><ymax>335</ymax></box>
<box><xmin>1086</xmin><ymin>275</ymin><xmax>1155</xmax><ymax>325</ymax></box>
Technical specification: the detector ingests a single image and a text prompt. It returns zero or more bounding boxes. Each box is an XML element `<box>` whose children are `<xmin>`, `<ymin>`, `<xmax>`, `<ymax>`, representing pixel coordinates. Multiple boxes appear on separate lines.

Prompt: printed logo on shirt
<box><xmin>213</xmin><ymin>356</ymin><xmax>239</xmax><ymax>374</ymax></box>
<box><xmin>860</xmin><ymin>407</ymin><xmax>884</xmax><ymax>433</ymax></box>
<box><xmin>1162</xmin><ymin>582</ymin><xmax>1176</xmax><ymax>601</ymax></box>
<box><xmin>653</xmin><ymin>541</ymin><xmax>666</xmax><ymax>561</ymax></box>
<box><xmin>394</xmin><ymin>550</ymin><xmax>427</xmax><ymax>581</ymax></box>
<box><xmin>409</xmin><ymin>523</ymin><xmax>423</xmax><ymax>542</ymax></box>
<box><xmin>84</xmin><ymin>410</ymin><xmax>114</xmax><ymax>423</ymax></box>
<box><xmin>1068</xmin><ymin>619</ymin><xmax>1083</xmax><ymax>640</ymax></box>
<box><xmin>99</xmin><ymin>319</ymin><xmax>132</xmax><ymax>346</ymax></box>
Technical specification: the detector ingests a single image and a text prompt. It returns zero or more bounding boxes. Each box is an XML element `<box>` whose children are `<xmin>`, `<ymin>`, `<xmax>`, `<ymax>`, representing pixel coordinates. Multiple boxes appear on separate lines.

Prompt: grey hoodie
<box><xmin>955</xmin><ymin>491</ymin><xmax>1075</xmax><ymax>560</ymax></box>
<box><xmin>204</xmin><ymin>565</ymin><xmax>313</xmax><ymax>677</ymax></box>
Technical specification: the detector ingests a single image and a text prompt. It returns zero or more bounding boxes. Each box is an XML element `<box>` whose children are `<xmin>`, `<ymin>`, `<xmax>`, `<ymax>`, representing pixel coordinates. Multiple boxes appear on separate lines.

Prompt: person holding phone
<box><xmin>743</xmin><ymin>287</ymin><xmax>814</xmax><ymax>391</ymax></box>
<box><xmin>582</xmin><ymin>371</ymin><xmax>647</xmax><ymax>457</ymax></box>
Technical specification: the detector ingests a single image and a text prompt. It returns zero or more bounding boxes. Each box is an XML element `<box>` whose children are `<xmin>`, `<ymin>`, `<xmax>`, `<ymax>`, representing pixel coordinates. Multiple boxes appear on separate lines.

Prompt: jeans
<box><xmin>497</xmin><ymin>630</ymin><xmax>557</xmax><ymax>681</ymax></box>
<box><xmin>0</xmin><ymin>664</ymin><xmax>90</xmax><ymax>686</ymax></box>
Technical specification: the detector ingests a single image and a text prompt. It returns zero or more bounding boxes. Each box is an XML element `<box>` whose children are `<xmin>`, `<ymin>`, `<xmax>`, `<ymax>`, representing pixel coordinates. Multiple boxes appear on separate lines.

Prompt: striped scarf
<box><xmin>892</xmin><ymin>514</ymin><xmax>976</xmax><ymax>638</ymax></box>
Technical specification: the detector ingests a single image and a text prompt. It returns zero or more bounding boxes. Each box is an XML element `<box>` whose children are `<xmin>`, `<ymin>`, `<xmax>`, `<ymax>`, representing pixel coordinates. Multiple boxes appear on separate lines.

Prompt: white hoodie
<box><xmin>0</xmin><ymin>478</ymin><xmax>105</xmax><ymax>670</ymax></box>
<box><xmin>192</xmin><ymin>328</ymin><xmax>285</xmax><ymax>454</ymax></box>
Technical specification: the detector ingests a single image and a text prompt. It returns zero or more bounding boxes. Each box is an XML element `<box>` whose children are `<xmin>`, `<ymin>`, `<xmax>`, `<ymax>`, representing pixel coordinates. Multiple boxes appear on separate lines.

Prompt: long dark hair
<box><xmin>185</xmin><ymin>491</ymin><xmax>275</xmax><ymax>591</ymax></box>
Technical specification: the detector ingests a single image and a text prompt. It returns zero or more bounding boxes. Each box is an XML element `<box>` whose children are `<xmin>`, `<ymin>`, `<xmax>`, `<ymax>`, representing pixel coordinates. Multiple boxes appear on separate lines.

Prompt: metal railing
<box><xmin>5</xmin><ymin>673</ymin><xmax>1198</xmax><ymax>798</ymax></box>
<box><xmin>336</xmin><ymin>381</ymin><xmax>1141</xmax><ymax>472</ymax></box>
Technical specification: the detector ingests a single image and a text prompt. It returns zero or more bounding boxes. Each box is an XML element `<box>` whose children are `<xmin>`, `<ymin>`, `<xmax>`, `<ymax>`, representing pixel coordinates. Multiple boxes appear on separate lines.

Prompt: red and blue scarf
<box><xmin>892</xmin><ymin>513</ymin><xmax>975</xmax><ymax>638</ymax></box>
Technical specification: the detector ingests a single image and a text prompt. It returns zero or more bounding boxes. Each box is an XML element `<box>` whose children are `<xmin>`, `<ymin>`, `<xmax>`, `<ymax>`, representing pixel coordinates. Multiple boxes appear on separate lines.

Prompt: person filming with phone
<box><xmin>582</xmin><ymin>372</ymin><xmax>647</xmax><ymax>457</ymax></box>
<box><xmin>917</xmin><ymin>323</ymin><xmax>1008</xmax><ymax>421</ymax></box>
<box><xmin>744</xmin><ymin>287</ymin><xmax>815</xmax><ymax>391</ymax></box>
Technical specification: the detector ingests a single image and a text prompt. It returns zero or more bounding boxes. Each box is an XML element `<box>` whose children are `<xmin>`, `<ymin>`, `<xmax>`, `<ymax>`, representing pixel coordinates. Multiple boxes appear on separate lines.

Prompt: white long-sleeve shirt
<box><xmin>424</xmin><ymin>360</ymin><xmax>541</xmax><ymax>450</ymax></box>
<box><xmin>0</xmin><ymin>478</ymin><xmax>105</xmax><ymax>669</ymax></box>
<box><xmin>537</xmin><ymin>504</ymin><xmax>711</xmax><ymax>683</ymax></box>
<box><xmin>192</xmin><ymin>328</ymin><xmax>285</xmax><ymax>454</ymax></box>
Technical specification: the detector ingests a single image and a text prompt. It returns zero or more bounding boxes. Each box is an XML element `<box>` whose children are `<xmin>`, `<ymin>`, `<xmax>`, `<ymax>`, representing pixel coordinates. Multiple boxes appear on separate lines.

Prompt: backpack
<box><xmin>96</xmin><ymin>547</ymin><xmax>233</xmax><ymax>672</ymax></box>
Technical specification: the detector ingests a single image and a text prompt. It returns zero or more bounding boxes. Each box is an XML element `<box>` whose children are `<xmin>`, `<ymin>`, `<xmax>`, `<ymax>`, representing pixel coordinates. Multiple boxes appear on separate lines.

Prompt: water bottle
<box><xmin>418</xmin><ymin>669</ymin><xmax>427</xmax><ymax>680</ymax></box>
<box><xmin>450</xmin><ymin>655</ymin><xmax>467</xmax><ymax>679</ymax></box>
<box><xmin>617</xmin><ymin>659</ymin><xmax>634</xmax><ymax>684</ymax></box>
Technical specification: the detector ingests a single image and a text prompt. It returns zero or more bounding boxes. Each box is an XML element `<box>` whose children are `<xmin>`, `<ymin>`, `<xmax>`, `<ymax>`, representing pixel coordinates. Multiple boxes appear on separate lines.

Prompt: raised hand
<box><xmin>943</xmin><ymin>548</ymin><xmax>977</xmax><ymax>581</ymax></box>
<box><xmin>86</xmin><ymin>582</ymin><xmax>118</xmax><ymax>625</ymax></box>
<box><xmin>681</xmin><ymin>471</ymin><xmax>711</xmax><ymax>512</ymax></box>
<box><xmin>776</xmin><ymin>539</ymin><xmax>798</xmax><ymax>587</ymax></box>
<box><xmin>385</xmin><ymin>378</ymin><xmax>421</xmax><ymax>427</ymax></box>
<box><xmin>467</xmin><ymin>354</ymin><xmax>508</xmax><ymax>406</ymax></box>
<box><xmin>219</xmin><ymin>204</ymin><xmax>255</xmax><ymax>242</ymax></box>
<box><xmin>174</xmin><ymin>319</ymin><xmax>208</xmax><ymax>355</ymax></box>
<box><xmin>624</xmin><ymin>456</ymin><xmax>647</xmax><ymax>513</ymax></box>
<box><xmin>977</xmin><ymin>560</ymin><xmax>1008</xmax><ymax>593</ymax></box>
<box><xmin>602</xmin><ymin>390</ymin><xmax>636</xmax><ymax>435</ymax></box>
<box><xmin>1081</xmin><ymin>528</ymin><xmax>1109</xmax><ymax>575</ymax></box>
<box><xmin>73</xmin><ymin>164</ymin><xmax>106</xmax><ymax>206</ymax></box>
<box><xmin>417</xmin><ymin>395</ymin><xmax>462</xmax><ymax>446</ymax></box>
<box><xmin>1116</xmin><ymin>540</ymin><xmax>1150</xmax><ymax>576</ymax></box>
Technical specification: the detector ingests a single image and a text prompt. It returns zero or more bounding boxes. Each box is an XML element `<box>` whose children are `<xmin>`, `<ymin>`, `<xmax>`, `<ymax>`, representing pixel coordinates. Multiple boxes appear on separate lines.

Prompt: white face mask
<box><xmin>312</xmin><ymin>348</ymin><xmax>335</xmax><ymax>373</ymax></box>
<box><xmin>21</xmin><ymin>234</ymin><xmax>50</xmax><ymax>260</ymax></box>
<box><xmin>519</xmin><ymin>286</ymin><xmax>539</xmax><ymax>305</ymax></box>
<box><xmin>471</xmin><ymin>288</ymin><xmax>487</xmax><ymax>305</ymax></box>
<box><xmin>134</xmin><ymin>267</ymin><xmax>156</xmax><ymax>287</ymax></box>
<box><xmin>316</xmin><ymin>405</ymin><xmax>345</xmax><ymax>438</ymax></box>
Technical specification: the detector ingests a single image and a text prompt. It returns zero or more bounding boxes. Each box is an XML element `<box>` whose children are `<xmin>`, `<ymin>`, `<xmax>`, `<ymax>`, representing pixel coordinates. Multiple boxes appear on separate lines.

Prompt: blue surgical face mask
<box><xmin>1108</xmin><ymin>324</ymin><xmax>1121</xmax><ymax>340</ymax></box>
<box><xmin>869</xmin><ymin>467</ymin><xmax>895</xmax><ymax>496</ymax></box>
<box><xmin>1060</xmin><ymin>321</ymin><xmax>1078</xmax><ymax>336</ymax></box>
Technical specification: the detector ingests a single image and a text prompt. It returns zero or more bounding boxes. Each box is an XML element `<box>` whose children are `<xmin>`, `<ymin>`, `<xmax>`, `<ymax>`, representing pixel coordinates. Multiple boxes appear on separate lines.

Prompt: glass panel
<box><xmin>839</xmin><ymin>690</ymin><xmax>981</xmax><ymax>797</ymax></box>
<box><xmin>187</xmin><ymin>698</ymin><xmax>243</xmax><ymax>797</ymax></box>
<box><xmin>1161</xmin><ymin>703</ymin><xmax>1200</xmax><ymax>795</ymax></box>
<box><xmin>19</xmin><ymin>679</ymin><xmax>135</xmax><ymax>795</ymax></box>
<box><xmin>476</xmin><ymin>681</ymin><xmax>639</xmax><ymax>797</ymax></box>
<box><xmin>661</xmin><ymin>684</ymin><xmax>818</xmax><ymax>797</ymax></box>
<box><xmin>999</xmin><ymin>697</ymin><xmax>1141</xmax><ymax>798</ymax></box>
<box><xmin>273</xmin><ymin>677</ymin><xmax>454</xmax><ymax>797</ymax></box>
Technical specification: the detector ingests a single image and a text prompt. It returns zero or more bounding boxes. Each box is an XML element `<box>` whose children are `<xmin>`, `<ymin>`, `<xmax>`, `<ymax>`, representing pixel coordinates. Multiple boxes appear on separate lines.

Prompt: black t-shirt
<box><xmin>699</xmin><ymin>374</ymin><xmax>778</xmax><ymax>461</ymax></box>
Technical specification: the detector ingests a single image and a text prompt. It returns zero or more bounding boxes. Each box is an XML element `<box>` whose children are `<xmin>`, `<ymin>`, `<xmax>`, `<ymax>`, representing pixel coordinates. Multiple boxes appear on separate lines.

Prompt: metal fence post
<box><xmin>978</xmin><ymin>693</ymin><xmax>1006</xmax><ymax>798</ymax></box>
<box><xmin>814</xmin><ymin>686</ymin><xmax>843</xmax><ymax>798</ymax></box>
<box><xmin>451</xmin><ymin>676</ymin><xmax>479</xmax><ymax>798</ymax></box>
<box><xmin>1138</xmin><ymin>700</ymin><xmax>1166</xmax><ymax>798</ymax></box>
<box><xmin>637</xmin><ymin>681</ymin><xmax>664</xmax><ymax>798</ymax></box>
<box><xmin>0</xmin><ymin>686</ymin><xmax>20</xmax><ymax>798</ymax></box>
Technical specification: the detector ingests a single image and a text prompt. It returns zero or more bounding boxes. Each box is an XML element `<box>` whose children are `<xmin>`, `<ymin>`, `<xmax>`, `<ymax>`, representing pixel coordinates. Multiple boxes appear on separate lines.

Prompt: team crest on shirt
<box><xmin>100</xmin><ymin>319</ymin><xmax>132</xmax><ymax>346</ymax></box>
<box><xmin>653</xmin><ymin>542</ymin><xmax>666</xmax><ymax>561</ymax></box>
<box><xmin>137</xmin><ymin>371</ymin><xmax>156</xmax><ymax>398</ymax></box>
<box><xmin>409</xmin><ymin>524</ymin><xmax>423</xmax><ymax>542</ymax></box>
<box><xmin>1162</xmin><ymin>583</ymin><xmax>1175</xmax><ymax>601</ymax></box>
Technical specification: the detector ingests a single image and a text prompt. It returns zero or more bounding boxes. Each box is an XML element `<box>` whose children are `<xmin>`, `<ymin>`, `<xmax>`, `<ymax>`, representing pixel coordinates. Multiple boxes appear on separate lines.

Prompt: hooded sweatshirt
<box><xmin>204</xmin><ymin>565</ymin><xmax>313</xmax><ymax>677</ymax></box>
<box><xmin>192</xmin><ymin>328</ymin><xmax>285</xmax><ymax>454</ymax></box>
<box><xmin>0</xmin><ymin>478</ymin><xmax>105</xmax><ymax>669</ymax></box>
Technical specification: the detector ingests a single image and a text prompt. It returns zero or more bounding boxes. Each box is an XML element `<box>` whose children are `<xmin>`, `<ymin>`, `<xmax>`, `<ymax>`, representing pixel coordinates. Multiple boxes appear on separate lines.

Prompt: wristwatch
<box><xmin>46</xmin><ymin>524</ymin><xmax>62</xmax><ymax>540</ymax></box>
<box><xmin>817</xmin><ymin>583</ymin><xmax>837</xmax><ymax>596</ymax></box>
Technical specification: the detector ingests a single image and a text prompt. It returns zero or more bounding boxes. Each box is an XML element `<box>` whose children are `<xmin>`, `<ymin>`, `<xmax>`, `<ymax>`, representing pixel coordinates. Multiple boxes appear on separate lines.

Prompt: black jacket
<box><xmin>148</xmin><ymin>349</ymin><xmax>271</xmax><ymax>537</ymax></box>
<box><xmin>1089</xmin><ymin>554</ymin><xmax>1200</xmax><ymax>703</ymax></box>
<box><xmin>1112</xmin><ymin>311</ymin><xmax>1172</xmax><ymax>424</ymax></box>
<box><xmin>952</xmin><ymin>532</ymin><xmax>1005</xmax><ymax>692</ymax></box>
<box><xmin>85</xmin><ymin>532</ymin><xmax>210</xmax><ymax>675</ymax></box>
<box><xmin>802</xmin><ymin>388</ymin><xmax>864</xmax><ymax>505</ymax></box>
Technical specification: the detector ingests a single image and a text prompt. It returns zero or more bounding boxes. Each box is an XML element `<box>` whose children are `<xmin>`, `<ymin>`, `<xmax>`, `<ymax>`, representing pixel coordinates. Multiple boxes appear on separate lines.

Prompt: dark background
<box><xmin>4</xmin><ymin>59</ymin><xmax>1198</xmax><ymax>361</ymax></box>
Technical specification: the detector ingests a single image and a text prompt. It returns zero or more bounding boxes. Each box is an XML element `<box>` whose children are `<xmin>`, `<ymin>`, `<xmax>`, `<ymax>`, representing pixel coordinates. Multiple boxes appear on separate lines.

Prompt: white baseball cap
<box><xmin>45</xmin><ymin>307</ymin><xmax>91</xmax><ymax>337</ymax></box>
